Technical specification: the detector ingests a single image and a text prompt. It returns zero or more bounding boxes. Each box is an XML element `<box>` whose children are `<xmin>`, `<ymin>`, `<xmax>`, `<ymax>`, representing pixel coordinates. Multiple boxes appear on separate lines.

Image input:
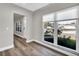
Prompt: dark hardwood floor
<box><xmin>0</xmin><ymin>35</ymin><xmax>67</xmax><ymax>56</ymax></box>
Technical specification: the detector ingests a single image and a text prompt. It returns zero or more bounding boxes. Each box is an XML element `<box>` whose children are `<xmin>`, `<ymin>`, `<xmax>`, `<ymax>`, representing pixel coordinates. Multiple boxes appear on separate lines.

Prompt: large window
<box><xmin>43</xmin><ymin>8</ymin><xmax>78</xmax><ymax>50</ymax></box>
<box><xmin>56</xmin><ymin>8</ymin><xmax>77</xmax><ymax>50</ymax></box>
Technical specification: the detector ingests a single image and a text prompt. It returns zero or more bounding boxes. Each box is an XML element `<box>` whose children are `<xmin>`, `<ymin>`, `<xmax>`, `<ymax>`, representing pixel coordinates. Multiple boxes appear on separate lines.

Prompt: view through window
<box><xmin>43</xmin><ymin>13</ymin><xmax>54</xmax><ymax>43</ymax></box>
<box><xmin>43</xmin><ymin>8</ymin><xmax>77</xmax><ymax>50</ymax></box>
<box><xmin>57</xmin><ymin>20</ymin><xmax>76</xmax><ymax>50</ymax></box>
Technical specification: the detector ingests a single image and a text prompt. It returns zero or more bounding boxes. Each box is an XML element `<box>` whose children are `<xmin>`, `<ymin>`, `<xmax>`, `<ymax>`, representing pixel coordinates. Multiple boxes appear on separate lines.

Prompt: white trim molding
<box><xmin>14</xmin><ymin>33</ymin><xmax>24</xmax><ymax>38</ymax></box>
<box><xmin>34</xmin><ymin>40</ymin><xmax>77</xmax><ymax>56</ymax></box>
<box><xmin>0</xmin><ymin>44</ymin><xmax>14</xmax><ymax>52</ymax></box>
<box><xmin>26</xmin><ymin>40</ymin><xmax>34</xmax><ymax>43</ymax></box>
<box><xmin>27</xmin><ymin>39</ymin><xmax>77</xmax><ymax>56</ymax></box>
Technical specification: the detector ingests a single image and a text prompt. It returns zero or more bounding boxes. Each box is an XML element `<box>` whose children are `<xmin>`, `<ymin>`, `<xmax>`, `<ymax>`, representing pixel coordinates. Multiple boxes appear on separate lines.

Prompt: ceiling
<box><xmin>14</xmin><ymin>3</ymin><xmax>49</xmax><ymax>11</ymax></box>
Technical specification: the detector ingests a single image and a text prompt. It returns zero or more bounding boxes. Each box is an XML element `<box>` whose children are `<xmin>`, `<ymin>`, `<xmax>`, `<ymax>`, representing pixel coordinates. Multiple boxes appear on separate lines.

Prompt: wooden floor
<box><xmin>0</xmin><ymin>35</ymin><xmax>67</xmax><ymax>56</ymax></box>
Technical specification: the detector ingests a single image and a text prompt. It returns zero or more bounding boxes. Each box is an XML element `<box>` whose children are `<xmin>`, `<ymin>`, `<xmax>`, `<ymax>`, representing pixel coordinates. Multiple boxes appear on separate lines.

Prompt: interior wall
<box><xmin>0</xmin><ymin>4</ymin><xmax>13</xmax><ymax>50</ymax></box>
<box><xmin>0</xmin><ymin>3</ymin><xmax>33</xmax><ymax>51</ymax></box>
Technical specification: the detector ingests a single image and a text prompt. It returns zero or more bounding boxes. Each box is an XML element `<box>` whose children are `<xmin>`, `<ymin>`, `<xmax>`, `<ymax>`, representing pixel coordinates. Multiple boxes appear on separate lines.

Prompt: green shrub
<box><xmin>58</xmin><ymin>37</ymin><xmax>76</xmax><ymax>50</ymax></box>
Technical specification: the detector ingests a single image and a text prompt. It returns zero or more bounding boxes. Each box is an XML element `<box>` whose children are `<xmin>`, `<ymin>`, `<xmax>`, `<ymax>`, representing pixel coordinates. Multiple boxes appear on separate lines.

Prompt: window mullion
<box><xmin>54</xmin><ymin>13</ymin><xmax>58</xmax><ymax>45</ymax></box>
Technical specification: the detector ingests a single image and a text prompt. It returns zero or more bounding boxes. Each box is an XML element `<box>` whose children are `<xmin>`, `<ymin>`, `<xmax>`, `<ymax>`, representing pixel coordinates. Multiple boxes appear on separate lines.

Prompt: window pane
<box><xmin>43</xmin><ymin>13</ymin><xmax>55</xmax><ymax>43</ymax></box>
<box><xmin>57</xmin><ymin>8</ymin><xmax>77</xmax><ymax>20</ymax></box>
<box><xmin>43</xmin><ymin>21</ymin><xmax>54</xmax><ymax>43</ymax></box>
<box><xmin>57</xmin><ymin>20</ymin><xmax>76</xmax><ymax>50</ymax></box>
<box><xmin>43</xmin><ymin>13</ymin><xmax>54</xmax><ymax>22</ymax></box>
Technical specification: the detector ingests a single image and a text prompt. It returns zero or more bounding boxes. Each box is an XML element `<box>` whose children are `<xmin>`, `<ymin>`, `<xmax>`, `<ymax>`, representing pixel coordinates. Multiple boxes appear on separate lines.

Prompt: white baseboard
<box><xmin>26</xmin><ymin>39</ymin><xmax>76</xmax><ymax>55</ymax></box>
<box><xmin>0</xmin><ymin>44</ymin><xmax>14</xmax><ymax>52</ymax></box>
<box><xmin>26</xmin><ymin>39</ymin><xmax>75</xmax><ymax>55</ymax></box>
<box><xmin>14</xmin><ymin>33</ymin><xmax>24</xmax><ymax>38</ymax></box>
<box><xmin>33</xmin><ymin>40</ymin><xmax>76</xmax><ymax>56</ymax></box>
<box><xmin>26</xmin><ymin>40</ymin><xmax>34</xmax><ymax>43</ymax></box>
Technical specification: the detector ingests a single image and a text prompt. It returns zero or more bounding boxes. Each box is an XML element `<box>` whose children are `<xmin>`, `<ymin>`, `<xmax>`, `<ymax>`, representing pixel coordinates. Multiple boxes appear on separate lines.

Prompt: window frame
<box><xmin>42</xmin><ymin>6</ymin><xmax>79</xmax><ymax>52</ymax></box>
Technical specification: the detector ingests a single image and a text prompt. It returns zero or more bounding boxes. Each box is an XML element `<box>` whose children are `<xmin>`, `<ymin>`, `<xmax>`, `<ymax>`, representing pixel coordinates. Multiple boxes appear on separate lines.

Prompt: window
<box><xmin>57</xmin><ymin>20</ymin><xmax>76</xmax><ymax>50</ymax></box>
<box><xmin>16</xmin><ymin>21</ymin><xmax>22</xmax><ymax>32</ymax></box>
<box><xmin>43</xmin><ymin>13</ymin><xmax>54</xmax><ymax>43</ymax></box>
<box><xmin>56</xmin><ymin>8</ymin><xmax>77</xmax><ymax>50</ymax></box>
<box><xmin>43</xmin><ymin>13</ymin><xmax>54</xmax><ymax>22</ymax></box>
<box><xmin>42</xmin><ymin>8</ymin><xmax>78</xmax><ymax>50</ymax></box>
<box><xmin>57</xmin><ymin>8</ymin><xmax>77</xmax><ymax>20</ymax></box>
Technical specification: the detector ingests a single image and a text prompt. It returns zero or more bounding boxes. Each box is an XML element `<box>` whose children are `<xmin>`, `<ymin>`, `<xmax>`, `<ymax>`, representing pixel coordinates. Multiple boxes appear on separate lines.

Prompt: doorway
<box><xmin>13</xmin><ymin>13</ymin><xmax>27</xmax><ymax>45</ymax></box>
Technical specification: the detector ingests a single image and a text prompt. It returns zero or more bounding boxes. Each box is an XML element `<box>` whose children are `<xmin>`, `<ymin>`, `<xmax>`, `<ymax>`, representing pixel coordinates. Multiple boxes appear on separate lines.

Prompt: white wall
<box><xmin>0</xmin><ymin>3</ymin><xmax>33</xmax><ymax>51</ymax></box>
<box><xmin>0</xmin><ymin>4</ymin><xmax>13</xmax><ymax>50</ymax></box>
